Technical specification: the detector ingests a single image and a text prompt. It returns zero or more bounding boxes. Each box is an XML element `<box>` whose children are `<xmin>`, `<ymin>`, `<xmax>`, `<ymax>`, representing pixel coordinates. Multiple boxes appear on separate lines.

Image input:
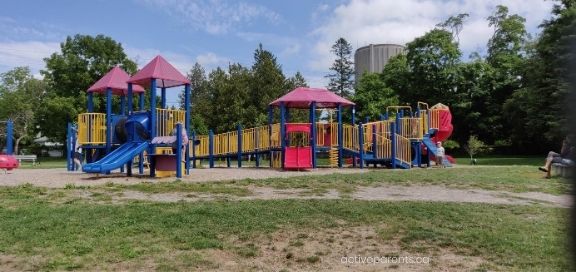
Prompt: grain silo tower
<box><xmin>354</xmin><ymin>44</ymin><xmax>405</xmax><ymax>82</ymax></box>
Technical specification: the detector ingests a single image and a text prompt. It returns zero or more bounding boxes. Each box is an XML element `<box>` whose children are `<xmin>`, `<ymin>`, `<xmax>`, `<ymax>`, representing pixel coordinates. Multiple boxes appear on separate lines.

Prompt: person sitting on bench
<box><xmin>539</xmin><ymin>136</ymin><xmax>574</xmax><ymax>178</ymax></box>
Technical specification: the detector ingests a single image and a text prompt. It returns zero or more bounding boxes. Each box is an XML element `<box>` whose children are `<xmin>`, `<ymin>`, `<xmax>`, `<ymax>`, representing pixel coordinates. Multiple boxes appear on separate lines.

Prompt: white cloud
<box><xmin>308</xmin><ymin>0</ymin><xmax>554</xmax><ymax>72</ymax></box>
<box><xmin>0</xmin><ymin>41</ymin><xmax>60</xmax><ymax>72</ymax></box>
<box><xmin>138</xmin><ymin>0</ymin><xmax>281</xmax><ymax>34</ymax></box>
<box><xmin>125</xmin><ymin>46</ymin><xmax>198</xmax><ymax>75</ymax></box>
<box><xmin>195</xmin><ymin>52</ymin><xmax>230</xmax><ymax>69</ymax></box>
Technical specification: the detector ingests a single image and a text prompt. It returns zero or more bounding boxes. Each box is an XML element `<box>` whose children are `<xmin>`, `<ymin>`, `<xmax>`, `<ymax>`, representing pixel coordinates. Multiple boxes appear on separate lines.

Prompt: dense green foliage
<box><xmin>360</xmin><ymin>2</ymin><xmax>575</xmax><ymax>153</ymax></box>
<box><xmin>180</xmin><ymin>44</ymin><xmax>308</xmax><ymax>133</ymax></box>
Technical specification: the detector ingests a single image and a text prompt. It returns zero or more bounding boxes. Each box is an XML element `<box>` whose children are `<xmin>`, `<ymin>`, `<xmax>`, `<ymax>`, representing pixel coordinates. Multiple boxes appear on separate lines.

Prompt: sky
<box><xmin>0</xmin><ymin>0</ymin><xmax>555</xmax><ymax>105</ymax></box>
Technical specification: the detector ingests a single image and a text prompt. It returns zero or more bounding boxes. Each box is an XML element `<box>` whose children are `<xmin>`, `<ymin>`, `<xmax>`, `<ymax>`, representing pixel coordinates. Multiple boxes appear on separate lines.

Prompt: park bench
<box><xmin>14</xmin><ymin>155</ymin><xmax>38</xmax><ymax>166</ymax></box>
<box><xmin>551</xmin><ymin>163</ymin><xmax>574</xmax><ymax>178</ymax></box>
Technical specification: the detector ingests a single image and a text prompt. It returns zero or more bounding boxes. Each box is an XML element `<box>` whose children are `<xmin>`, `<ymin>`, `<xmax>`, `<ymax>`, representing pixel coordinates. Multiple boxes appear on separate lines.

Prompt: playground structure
<box><xmin>68</xmin><ymin>56</ymin><xmax>191</xmax><ymax>177</ymax></box>
<box><xmin>191</xmin><ymin>88</ymin><xmax>454</xmax><ymax>170</ymax></box>
<box><xmin>0</xmin><ymin>120</ymin><xmax>19</xmax><ymax>172</ymax></box>
<box><xmin>68</xmin><ymin>55</ymin><xmax>454</xmax><ymax>177</ymax></box>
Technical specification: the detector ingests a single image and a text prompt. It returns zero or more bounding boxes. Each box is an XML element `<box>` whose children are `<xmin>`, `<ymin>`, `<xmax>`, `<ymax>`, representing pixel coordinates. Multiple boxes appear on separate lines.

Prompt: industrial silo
<box><xmin>354</xmin><ymin>44</ymin><xmax>405</xmax><ymax>82</ymax></box>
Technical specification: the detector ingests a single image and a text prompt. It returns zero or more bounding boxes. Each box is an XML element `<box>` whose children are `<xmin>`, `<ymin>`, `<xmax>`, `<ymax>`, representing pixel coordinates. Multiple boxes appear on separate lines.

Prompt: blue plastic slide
<box><xmin>82</xmin><ymin>141</ymin><xmax>148</xmax><ymax>173</ymax></box>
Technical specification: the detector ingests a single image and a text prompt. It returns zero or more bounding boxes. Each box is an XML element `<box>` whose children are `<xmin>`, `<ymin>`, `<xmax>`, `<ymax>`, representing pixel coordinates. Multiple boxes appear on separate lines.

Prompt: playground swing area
<box><xmin>67</xmin><ymin>55</ymin><xmax>454</xmax><ymax>178</ymax></box>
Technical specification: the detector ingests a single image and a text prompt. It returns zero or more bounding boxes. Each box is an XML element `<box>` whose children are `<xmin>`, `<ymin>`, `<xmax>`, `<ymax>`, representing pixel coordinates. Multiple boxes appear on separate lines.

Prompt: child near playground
<box><xmin>73</xmin><ymin>136</ymin><xmax>83</xmax><ymax>171</ymax></box>
<box><xmin>170</xmin><ymin>124</ymin><xmax>189</xmax><ymax>160</ymax></box>
<box><xmin>436</xmin><ymin>141</ymin><xmax>445</xmax><ymax>168</ymax></box>
<box><xmin>539</xmin><ymin>136</ymin><xmax>574</xmax><ymax>178</ymax></box>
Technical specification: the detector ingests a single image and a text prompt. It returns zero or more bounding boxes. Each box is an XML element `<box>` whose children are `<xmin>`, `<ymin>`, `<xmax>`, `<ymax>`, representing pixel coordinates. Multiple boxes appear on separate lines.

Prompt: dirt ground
<box><xmin>0</xmin><ymin>168</ymin><xmax>571</xmax><ymax>207</ymax></box>
<box><xmin>0</xmin><ymin>167</ymin><xmax>367</xmax><ymax>188</ymax></box>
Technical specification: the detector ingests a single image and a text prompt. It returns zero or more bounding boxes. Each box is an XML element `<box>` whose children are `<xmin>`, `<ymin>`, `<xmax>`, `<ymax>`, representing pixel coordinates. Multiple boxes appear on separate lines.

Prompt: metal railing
<box><xmin>77</xmin><ymin>113</ymin><xmax>106</xmax><ymax>145</ymax></box>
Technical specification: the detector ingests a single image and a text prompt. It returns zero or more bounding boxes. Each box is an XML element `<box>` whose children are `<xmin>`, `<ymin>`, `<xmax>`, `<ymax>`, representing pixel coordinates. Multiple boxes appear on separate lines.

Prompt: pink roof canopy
<box><xmin>87</xmin><ymin>66</ymin><xmax>145</xmax><ymax>95</ymax></box>
<box><xmin>269</xmin><ymin>87</ymin><xmax>355</xmax><ymax>109</ymax></box>
<box><xmin>128</xmin><ymin>55</ymin><xmax>190</xmax><ymax>88</ymax></box>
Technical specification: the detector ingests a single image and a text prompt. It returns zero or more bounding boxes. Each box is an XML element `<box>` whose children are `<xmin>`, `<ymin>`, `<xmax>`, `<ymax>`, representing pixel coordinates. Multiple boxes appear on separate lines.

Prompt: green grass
<box><xmin>102</xmin><ymin>180</ymin><xmax>251</xmax><ymax>196</ymax></box>
<box><xmin>94</xmin><ymin>165</ymin><xmax>569</xmax><ymax>197</ymax></box>
<box><xmin>454</xmin><ymin>155</ymin><xmax>542</xmax><ymax>166</ymax></box>
<box><xmin>231</xmin><ymin>166</ymin><xmax>569</xmax><ymax>195</ymax></box>
<box><xmin>0</xmin><ymin>185</ymin><xmax>569</xmax><ymax>271</ymax></box>
<box><xmin>18</xmin><ymin>158</ymin><xmax>66</xmax><ymax>169</ymax></box>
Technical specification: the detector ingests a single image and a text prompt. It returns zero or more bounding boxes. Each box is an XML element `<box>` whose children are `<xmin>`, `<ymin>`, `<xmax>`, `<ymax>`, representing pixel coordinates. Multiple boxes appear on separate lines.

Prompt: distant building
<box><xmin>354</xmin><ymin>43</ymin><xmax>405</xmax><ymax>83</ymax></box>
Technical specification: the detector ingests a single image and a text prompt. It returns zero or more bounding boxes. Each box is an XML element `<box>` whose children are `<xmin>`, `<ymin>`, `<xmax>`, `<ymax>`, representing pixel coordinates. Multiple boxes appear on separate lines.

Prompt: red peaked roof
<box><xmin>87</xmin><ymin>66</ymin><xmax>145</xmax><ymax>95</ymax></box>
<box><xmin>128</xmin><ymin>55</ymin><xmax>190</xmax><ymax>88</ymax></box>
<box><xmin>269</xmin><ymin>87</ymin><xmax>355</xmax><ymax>109</ymax></box>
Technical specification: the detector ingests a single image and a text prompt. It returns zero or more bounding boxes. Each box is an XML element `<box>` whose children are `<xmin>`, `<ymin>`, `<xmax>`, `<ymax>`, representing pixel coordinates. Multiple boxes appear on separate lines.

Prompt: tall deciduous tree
<box><xmin>353</xmin><ymin>72</ymin><xmax>399</xmax><ymax>121</ymax></box>
<box><xmin>404</xmin><ymin>29</ymin><xmax>461</xmax><ymax>104</ymax></box>
<box><xmin>326</xmin><ymin>38</ymin><xmax>354</xmax><ymax>98</ymax></box>
<box><xmin>40</xmin><ymin>34</ymin><xmax>137</xmax><ymax>142</ymax></box>
<box><xmin>504</xmin><ymin>0</ymin><xmax>576</xmax><ymax>151</ymax></box>
<box><xmin>0</xmin><ymin>67</ymin><xmax>46</xmax><ymax>154</ymax></box>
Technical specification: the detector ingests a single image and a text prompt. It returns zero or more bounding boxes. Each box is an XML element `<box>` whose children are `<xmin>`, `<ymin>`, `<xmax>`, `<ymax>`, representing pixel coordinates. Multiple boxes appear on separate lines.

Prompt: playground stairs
<box><xmin>329</xmin><ymin>147</ymin><xmax>339</xmax><ymax>168</ymax></box>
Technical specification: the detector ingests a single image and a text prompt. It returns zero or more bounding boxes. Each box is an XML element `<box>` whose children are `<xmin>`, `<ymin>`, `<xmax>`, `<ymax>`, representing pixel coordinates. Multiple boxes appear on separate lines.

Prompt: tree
<box><xmin>403</xmin><ymin>29</ymin><xmax>461</xmax><ymax>104</ymax></box>
<box><xmin>464</xmin><ymin>135</ymin><xmax>489</xmax><ymax>164</ymax></box>
<box><xmin>247</xmin><ymin>44</ymin><xmax>287</xmax><ymax>127</ymax></box>
<box><xmin>503</xmin><ymin>0</ymin><xmax>575</xmax><ymax>152</ymax></box>
<box><xmin>180</xmin><ymin>63</ymin><xmax>210</xmax><ymax>134</ymax></box>
<box><xmin>40</xmin><ymin>34</ymin><xmax>137</xmax><ymax>142</ymax></box>
<box><xmin>326</xmin><ymin>38</ymin><xmax>354</xmax><ymax>98</ymax></box>
<box><xmin>353</xmin><ymin>72</ymin><xmax>399</xmax><ymax>120</ymax></box>
<box><xmin>437</xmin><ymin>13</ymin><xmax>469</xmax><ymax>43</ymax></box>
<box><xmin>0</xmin><ymin>67</ymin><xmax>46</xmax><ymax>154</ymax></box>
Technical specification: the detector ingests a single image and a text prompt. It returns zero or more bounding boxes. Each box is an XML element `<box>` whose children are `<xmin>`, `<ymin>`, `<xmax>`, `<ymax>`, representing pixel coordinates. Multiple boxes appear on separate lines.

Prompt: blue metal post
<box><xmin>184</xmin><ymin>84</ymin><xmax>191</xmax><ymax>174</ymax></box>
<box><xmin>6</xmin><ymin>119</ymin><xmax>13</xmax><ymax>155</ymax></box>
<box><xmin>161</xmin><ymin>87</ymin><xmax>166</xmax><ymax>109</ymax></box>
<box><xmin>208</xmin><ymin>130</ymin><xmax>214</xmax><ymax>168</ymax></box>
<box><xmin>106</xmin><ymin>88</ymin><xmax>112</xmax><ymax>155</ymax></box>
<box><xmin>337</xmin><ymin>103</ymin><xmax>343</xmax><ymax>168</ymax></box>
<box><xmin>191</xmin><ymin>132</ymin><xmax>197</xmax><ymax>168</ymax></box>
<box><xmin>268</xmin><ymin>106</ymin><xmax>273</xmax><ymax>168</ymax></box>
<box><xmin>358</xmin><ymin>123</ymin><xmax>364</xmax><ymax>169</ymax></box>
<box><xmin>310</xmin><ymin>102</ymin><xmax>317</xmax><ymax>168</ymax></box>
<box><xmin>149</xmin><ymin>79</ymin><xmax>157</xmax><ymax>177</ymax></box>
<box><xmin>365</xmin><ymin>117</ymin><xmax>369</xmax><ymax>124</ymax></box>
<box><xmin>227</xmin><ymin>133</ymin><xmax>231</xmax><ymax>168</ymax></box>
<box><xmin>280</xmin><ymin>102</ymin><xmax>286</xmax><ymax>169</ymax></box>
<box><xmin>127</xmin><ymin>83</ymin><xmax>133</xmax><ymax>114</ymax></box>
<box><xmin>395</xmin><ymin>113</ymin><xmax>401</xmax><ymax>134</ymax></box>
<box><xmin>237</xmin><ymin>124</ymin><xmax>242</xmax><ymax>168</ymax></box>
<box><xmin>87</xmin><ymin>92</ymin><xmax>94</xmax><ymax>113</ymax></box>
<box><xmin>176</xmin><ymin>123</ymin><xmax>182</xmax><ymax>178</ymax></box>
<box><xmin>66</xmin><ymin>122</ymin><xmax>72</xmax><ymax>171</ymax></box>
<box><xmin>139</xmin><ymin>93</ymin><xmax>144</xmax><ymax>111</ymax></box>
<box><xmin>351</xmin><ymin>106</ymin><xmax>356</xmax><ymax>125</ymax></box>
<box><xmin>120</xmin><ymin>95</ymin><xmax>126</xmax><ymax>115</ymax></box>
<box><xmin>255</xmin><ymin>128</ymin><xmax>260</xmax><ymax>167</ymax></box>
<box><xmin>391</xmin><ymin>122</ymin><xmax>397</xmax><ymax>169</ymax></box>
<box><xmin>139</xmin><ymin>153</ymin><xmax>144</xmax><ymax>174</ymax></box>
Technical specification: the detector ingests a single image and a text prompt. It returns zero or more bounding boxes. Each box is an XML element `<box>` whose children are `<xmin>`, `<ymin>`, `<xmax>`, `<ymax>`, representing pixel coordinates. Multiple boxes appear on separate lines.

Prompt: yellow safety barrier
<box><xmin>374</xmin><ymin>134</ymin><xmax>392</xmax><ymax>159</ymax></box>
<box><xmin>316</xmin><ymin>123</ymin><xmax>325</xmax><ymax>146</ymax></box>
<box><xmin>343</xmin><ymin>124</ymin><xmax>358</xmax><ymax>151</ymax></box>
<box><xmin>270</xmin><ymin>123</ymin><xmax>281</xmax><ymax>148</ymax></box>
<box><xmin>214</xmin><ymin>131</ymin><xmax>238</xmax><ymax>155</ymax></box>
<box><xmin>271</xmin><ymin>151</ymin><xmax>282</xmax><ymax>168</ymax></box>
<box><xmin>395</xmin><ymin>134</ymin><xmax>412</xmax><ymax>167</ymax></box>
<box><xmin>193</xmin><ymin>135</ymin><xmax>209</xmax><ymax>157</ymax></box>
<box><xmin>77</xmin><ymin>113</ymin><xmax>107</xmax><ymax>145</ymax></box>
<box><xmin>429</xmin><ymin>109</ymin><xmax>440</xmax><ymax>130</ymax></box>
<box><xmin>399</xmin><ymin>118</ymin><xmax>423</xmax><ymax>140</ymax></box>
<box><xmin>156</xmin><ymin>108</ymin><xmax>185</xmax><ymax>137</ymax></box>
<box><xmin>329</xmin><ymin>147</ymin><xmax>338</xmax><ymax>167</ymax></box>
